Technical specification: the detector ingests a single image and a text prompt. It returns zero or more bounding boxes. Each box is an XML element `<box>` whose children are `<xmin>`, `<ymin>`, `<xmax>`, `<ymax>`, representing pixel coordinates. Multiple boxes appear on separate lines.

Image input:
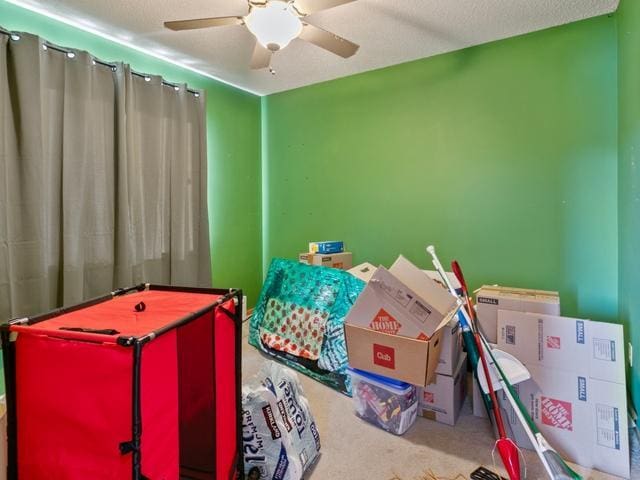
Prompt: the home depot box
<box><xmin>298</xmin><ymin>252</ymin><xmax>353</xmax><ymax>270</ymax></box>
<box><xmin>497</xmin><ymin>311</ymin><xmax>625</xmax><ymax>384</ymax></box>
<box><xmin>418</xmin><ymin>352</ymin><xmax>467</xmax><ymax>426</ymax></box>
<box><xmin>502</xmin><ymin>365</ymin><xmax>629</xmax><ymax>478</ymax></box>
<box><xmin>435</xmin><ymin>316</ymin><xmax>462</xmax><ymax>376</ymax></box>
<box><xmin>345</xmin><ymin>255</ymin><xmax>459</xmax><ymax>386</ymax></box>
<box><xmin>496</xmin><ymin>312</ymin><xmax>629</xmax><ymax>478</ymax></box>
<box><xmin>475</xmin><ymin>285</ymin><xmax>560</xmax><ymax>343</ymax></box>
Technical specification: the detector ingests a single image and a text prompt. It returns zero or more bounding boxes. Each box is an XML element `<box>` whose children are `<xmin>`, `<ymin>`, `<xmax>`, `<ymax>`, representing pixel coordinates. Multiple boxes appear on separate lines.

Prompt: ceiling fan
<box><xmin>164</xmin><ymin>0</ymin><xmax>359</xmax><ymax>71</ymax></box>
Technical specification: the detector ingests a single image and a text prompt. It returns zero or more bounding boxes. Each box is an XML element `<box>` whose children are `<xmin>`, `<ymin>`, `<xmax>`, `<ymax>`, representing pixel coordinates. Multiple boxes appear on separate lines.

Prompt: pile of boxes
<box><xmin>418</xmin><ymin>317</ymin><xmax>466</xmax><ymax>426</ymax></box>
<box><xmin>299</xmin><ymin>241</ymin><xmax>353</xmax><ymax>270</ymax></box>
<box><xmin>344</xmin><ymin>255</ymin><xmax>468</xmax><ymax>431</ymax></box>
<box><xmin>297</xmin><ymin>243</ymin><xmax>630</xmax><ymax>478</ymax></box>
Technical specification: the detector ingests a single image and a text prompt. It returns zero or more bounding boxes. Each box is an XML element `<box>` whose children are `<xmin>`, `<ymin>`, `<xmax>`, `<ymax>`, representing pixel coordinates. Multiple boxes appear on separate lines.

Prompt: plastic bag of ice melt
<box><xmin>259</xmin><ymin>362</ymin><xmax>321</xmax><ymax>473</ymax></box>
<box><xmin>242</xmin><ymin>381</ymin><xmax>304</xmax><ymax>480</ymax></box>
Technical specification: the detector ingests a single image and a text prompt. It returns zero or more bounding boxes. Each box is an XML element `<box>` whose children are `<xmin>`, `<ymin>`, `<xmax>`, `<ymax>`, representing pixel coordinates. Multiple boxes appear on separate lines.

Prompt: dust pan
<box><xmin>477</xmin><ymin>348</ymin><xmax>530</xmax><ymax>393</ymax></box>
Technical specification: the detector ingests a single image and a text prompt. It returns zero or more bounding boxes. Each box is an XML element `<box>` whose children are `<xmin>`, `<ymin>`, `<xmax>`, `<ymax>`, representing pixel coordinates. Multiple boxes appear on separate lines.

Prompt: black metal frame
<box><xmin>0</xmin><ymin>283</ymin><xmax>244</xmax><ymax>480</ymax></box>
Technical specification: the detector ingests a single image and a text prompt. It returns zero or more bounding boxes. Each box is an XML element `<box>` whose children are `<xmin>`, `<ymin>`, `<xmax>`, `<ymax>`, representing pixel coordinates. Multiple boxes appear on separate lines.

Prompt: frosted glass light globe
<box><xmin>245</xmin><ymin>1</ymin><xmax>303</xmax><ymax>51</ymax></box>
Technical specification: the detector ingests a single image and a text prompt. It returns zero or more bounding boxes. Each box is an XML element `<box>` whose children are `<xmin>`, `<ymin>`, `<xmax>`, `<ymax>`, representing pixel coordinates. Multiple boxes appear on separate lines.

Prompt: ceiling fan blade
<box><xmin>250</xmin><ymin>42</ymin><xmax>272</xmax><ymax>69</ymax></box>
<box><xmin>294</xmin><ymin>0</ymin><xmax>356</xmax><ymax>15</ymax></box>
<box><xmin>164</xmin><ymin>16</ymin><xmax>243</xmax><ymax>31</ymax></box>
<box><xmin>298</xmin><ymin>23</ymin><xmax>359</xmax><ymax>58</ymax></box>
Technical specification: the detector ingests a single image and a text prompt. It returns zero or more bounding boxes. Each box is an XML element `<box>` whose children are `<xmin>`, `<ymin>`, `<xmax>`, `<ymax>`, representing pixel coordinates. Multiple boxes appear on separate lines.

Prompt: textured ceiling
<box><xmin>8</xmin><ymin>0</ymin><xmax>619</xmax><ymax>95</ymax></box>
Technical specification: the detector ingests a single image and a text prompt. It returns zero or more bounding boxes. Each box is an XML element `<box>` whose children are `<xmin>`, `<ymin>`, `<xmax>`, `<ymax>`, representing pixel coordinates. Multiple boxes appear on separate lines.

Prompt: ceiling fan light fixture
<box><xmin>244</xmin><ymin>1</ymin><xmax>302</xmax><ymax>51</ymax></box>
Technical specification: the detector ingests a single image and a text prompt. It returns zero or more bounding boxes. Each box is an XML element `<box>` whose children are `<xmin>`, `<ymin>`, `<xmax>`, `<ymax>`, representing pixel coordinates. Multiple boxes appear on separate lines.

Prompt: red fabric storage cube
<box><xmin>1</xmin><ymin>284</ymin><xmax>243</xmax><ymax>480</ymax></box>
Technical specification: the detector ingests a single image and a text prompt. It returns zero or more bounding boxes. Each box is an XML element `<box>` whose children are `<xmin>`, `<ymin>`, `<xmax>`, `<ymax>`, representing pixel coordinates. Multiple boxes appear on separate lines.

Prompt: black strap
<box><xmin>59</xmin><ymin>327</ymin><xmax>120</xmax><ymax>335</ymax></box>
<box><xmin>119</xmin><ymin>441</ymin><xmax>136</xmax><ymax>455</ymax></box>
<box><xmin>119</xmin><ymin>442</ymin><xmax>151</xmax><ymax>480</ymax></box>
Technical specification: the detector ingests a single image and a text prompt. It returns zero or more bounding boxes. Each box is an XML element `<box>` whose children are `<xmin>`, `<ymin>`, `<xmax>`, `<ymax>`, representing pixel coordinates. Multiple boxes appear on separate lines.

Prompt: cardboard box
<box><xmin>346</xmin><ymin>324</ymin><xmax>445</xmax><ymax>387</ymax></box>
<box><xmin>493</xmin><ymin>312</ymin><xmax>628</xmax><ymax>478</ymax></box>
<box><xmin>472</xmin><ymin>381</ymin><xmax>537</xmax><ymax>447</ymax></box>
<box><xmin>419</xmin><ymin>352</ymin><xmax>467</xmax><ymax>426</ymax></box>
<box><xmin>309</xmin><ymin>241</ymin><xmax>344</xmax><ymax>254</ymax></box>
<box><xmin>345</xmin><ymin>256</ymin><xmax>459</xmax><ymax>386</ymax></box>
<box><xmin>348</xmin><ymin>263</ymin><xmax>378</xmax><ymax>283</ymax></box>
<box><xmin>501</xmin><ymin>365</ymin><xmax>629</xmax><ymax>479</ymax></box>
<box><xmin>435</xmin><ymin>316</ymin><xmax>463</xmax><ymax>376</ymax></box>
<box><xmin>474</xmin><ymin>285</ymin><xmax>560</xmax><ymax>343</ymax></box>
<box><xmin>497</xmin><ymin>311</ymin><xmax>625</xmax><ymax>384</ymax></box>
<box><xmin>346</xmin><ymin>256</ymin><xmax>458</xmax><ymax>340</ymax></box>
<box><xmin>298</xmin><ymin>252</ymin><xmax>352</xmax><ymax>270</ymax></box>
<box><xmin>471</xmin><ymin>376</ymin><xmax>488</xmax><ymax>418</ymax></box>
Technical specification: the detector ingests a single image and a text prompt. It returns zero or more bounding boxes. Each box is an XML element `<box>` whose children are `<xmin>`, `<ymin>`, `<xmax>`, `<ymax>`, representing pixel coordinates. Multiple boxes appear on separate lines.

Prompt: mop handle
<box><xmin>475</xmin><ymin>334</ymin><xmax>507</xmax><ymax>438</ymax></box>
<box><xmin>426</xmin><ymin>247</ymin><xmax>494</xmax><ymax>415</ymax></box>
<box><xmin>426</xmin><ymin>246</ymin><xmax>474</xmax><ymax>330</ymax></box>
<box><xmin>451</xmin><ymin>260</ymin><xmax>477</xmax><ymax>325</ymax></box>
<box><xmin>446</xmin><ymin>258</ymin><xmax>507</xmax><ymax>439</ymax></box>
<box><xmin>478</xmin><ymin>334</ymin><xmax>555</xmax><ymax>479</ymax></box>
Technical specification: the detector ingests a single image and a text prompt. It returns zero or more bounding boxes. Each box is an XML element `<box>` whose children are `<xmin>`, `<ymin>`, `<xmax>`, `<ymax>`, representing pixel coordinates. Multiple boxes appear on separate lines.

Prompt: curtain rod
<box><xmin>0</xmin><ymin>28</ymin><xmax>201</xmax><ymax>97</ymax></box>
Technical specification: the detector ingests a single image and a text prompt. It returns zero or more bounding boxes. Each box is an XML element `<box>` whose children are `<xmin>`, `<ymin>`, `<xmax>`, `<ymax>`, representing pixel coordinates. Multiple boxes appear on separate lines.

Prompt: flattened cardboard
<box><xmin>475</xmin><ymin>285</ymin><xmax>560</xmax><ymax>343</ymax></box>
<box><xmin>501</xmin><ymin>365</ymin><xmax>629</xmax><ymax>479</ymax></box>
<box><xmin>492</xmin><ymin>312</ymin><xmax>629</xmax><ymax>478</ymax></box>
<box><xmin>497</xmin><ymin>311</ymin><xmax>625</xmax><ymax>384</ymax></box>
<box><xmin>345</xmin><ymin>323</ymin><xmax>445</xmax><ymax>387</ymax></box>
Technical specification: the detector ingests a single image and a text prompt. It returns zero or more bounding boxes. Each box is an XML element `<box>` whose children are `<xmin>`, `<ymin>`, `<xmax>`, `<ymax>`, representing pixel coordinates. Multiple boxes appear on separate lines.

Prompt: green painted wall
<box><xmin>0</xmin><ymin>0</ymin><xmax>263</xmax><ymax>304</ymax></box>
<box><xmin>617</xmin><ymin>0</ymin><xmax>640</xmax><ymax>418</ymax></box>
<box><xmin>262</xmin><ymin>15</ymin><xmax>619</xmax><ymax>322</ymax></box>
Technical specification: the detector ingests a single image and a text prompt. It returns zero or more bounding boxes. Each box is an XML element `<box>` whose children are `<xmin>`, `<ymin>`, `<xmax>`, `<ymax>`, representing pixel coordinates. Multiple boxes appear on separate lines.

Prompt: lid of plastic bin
<box><xmin>347</xmin><ymin>367</ymin><xmax>412</xmax><ymax>390</ymax></box>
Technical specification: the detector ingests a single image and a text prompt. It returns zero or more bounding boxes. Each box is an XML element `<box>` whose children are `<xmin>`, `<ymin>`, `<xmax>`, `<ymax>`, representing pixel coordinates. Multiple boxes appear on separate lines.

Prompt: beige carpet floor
<box><xmin>242</xmin><ymin>328</ymin><xmax>634</xmax><ymax>480</ymax></box>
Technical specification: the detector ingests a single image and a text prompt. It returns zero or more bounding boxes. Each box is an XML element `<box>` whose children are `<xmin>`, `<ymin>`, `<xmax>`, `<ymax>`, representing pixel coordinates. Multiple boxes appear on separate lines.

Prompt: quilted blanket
<box><xmin>249</xmin><ymin>258</ymin><xmax>365</xmax><ymax>395</ymax></box>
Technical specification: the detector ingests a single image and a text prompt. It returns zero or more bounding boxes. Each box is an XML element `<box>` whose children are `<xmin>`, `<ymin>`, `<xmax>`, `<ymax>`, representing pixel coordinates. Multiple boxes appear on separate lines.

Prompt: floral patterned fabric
<box><xmin>260</xmin><ymin>299</ymin><xmax>328</xmax><ymax>360</ymax></box>
<box><xmin>249</xmin><ymin>258</ymin><xmax>365</xmax><ymax>395</ymax></box>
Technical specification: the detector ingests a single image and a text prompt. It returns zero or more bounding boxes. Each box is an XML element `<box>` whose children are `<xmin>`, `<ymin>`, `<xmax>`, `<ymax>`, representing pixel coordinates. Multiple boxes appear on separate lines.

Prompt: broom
<box><xmin>442</xmin><ymin>251</ymin><xmax>582</xmax><ymax>480</ymax></box>
<box><xmin>426</xmin><ymin>247</ymin><xmax>520</xmax><ymax>480</ymax></box>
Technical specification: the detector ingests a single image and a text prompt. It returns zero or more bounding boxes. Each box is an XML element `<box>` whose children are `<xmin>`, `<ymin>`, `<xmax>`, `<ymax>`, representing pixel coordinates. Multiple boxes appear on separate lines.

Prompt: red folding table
<box><xmin>1</xmin><ymin>284</ymin><xmax>243</xmax><ymax>480</ymax></box>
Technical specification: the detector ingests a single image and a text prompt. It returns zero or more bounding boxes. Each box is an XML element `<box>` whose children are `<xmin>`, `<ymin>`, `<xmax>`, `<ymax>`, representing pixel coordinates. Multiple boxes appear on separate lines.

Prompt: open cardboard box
<box><xmin>345</xmin><ymin>255</ymin><xmax>459</xmax><ymax>386</ymax></box>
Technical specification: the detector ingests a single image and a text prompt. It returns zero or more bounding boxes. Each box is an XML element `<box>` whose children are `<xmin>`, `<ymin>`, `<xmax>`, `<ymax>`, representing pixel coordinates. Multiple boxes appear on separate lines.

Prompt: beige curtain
<box><xmin>0</xmin><ymin>31</ymin><xmax>211</xmax><ymax>320</ymax></box>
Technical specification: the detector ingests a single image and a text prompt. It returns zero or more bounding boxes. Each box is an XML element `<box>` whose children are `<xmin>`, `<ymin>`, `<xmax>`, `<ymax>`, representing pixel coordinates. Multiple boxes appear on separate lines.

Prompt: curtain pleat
<box><xmin>0</xmin><ymin>31</ymin><xmax>211</xmax><ymax>319</ymax></box>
